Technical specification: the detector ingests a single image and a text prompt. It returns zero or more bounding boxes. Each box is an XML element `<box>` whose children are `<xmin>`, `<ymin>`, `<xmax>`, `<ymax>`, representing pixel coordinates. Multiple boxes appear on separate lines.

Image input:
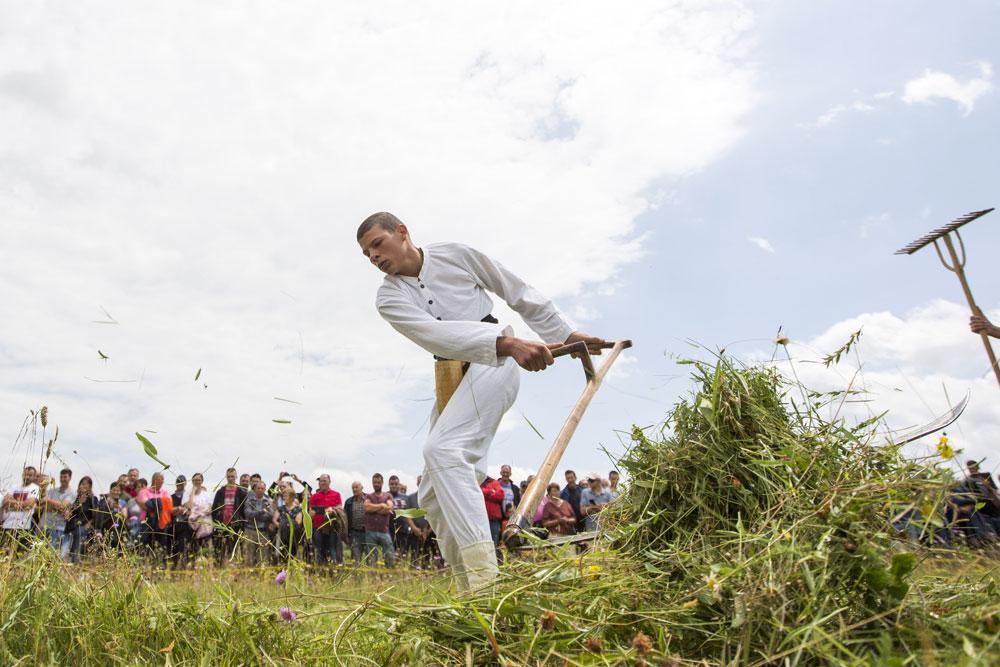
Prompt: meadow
<box><xmin>3</xmin><ymin>350</ymin><xmax>999</xmax><ymax>665</ymax></box>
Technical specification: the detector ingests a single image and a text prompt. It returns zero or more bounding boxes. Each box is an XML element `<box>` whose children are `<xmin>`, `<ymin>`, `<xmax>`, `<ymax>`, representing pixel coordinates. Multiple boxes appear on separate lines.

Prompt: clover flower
<box><xmin>278</xmin><ymin>606</ymin><xmax>296</xmax><ymax>623</ymax></box>
<box><xmin>275</xmin><ymin>570</ymin><xmax>287</xmax><ymax>586</ymax></box>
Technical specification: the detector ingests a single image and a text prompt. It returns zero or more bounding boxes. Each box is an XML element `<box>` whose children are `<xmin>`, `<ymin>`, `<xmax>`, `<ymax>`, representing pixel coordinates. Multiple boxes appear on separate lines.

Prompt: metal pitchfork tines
<box><xmin>502</xmin><ymin>338</ymin><xmax>632</xmax><ymax>551</ymax></box>
<box><xmin>896</xmin><ymin>207</ymin><xmax>999</xmax><ymax>389</ymax></box>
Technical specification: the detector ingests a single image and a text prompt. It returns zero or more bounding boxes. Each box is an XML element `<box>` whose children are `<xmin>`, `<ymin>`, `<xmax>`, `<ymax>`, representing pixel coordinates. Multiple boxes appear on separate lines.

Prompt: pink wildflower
<box><xmin>278</xmin><ymin>606</ymin><xmax>296</xmax><ymax>623</ymax></box>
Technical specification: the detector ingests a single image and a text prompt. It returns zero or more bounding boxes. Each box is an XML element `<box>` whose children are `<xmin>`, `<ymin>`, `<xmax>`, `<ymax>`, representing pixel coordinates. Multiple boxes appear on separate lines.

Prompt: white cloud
<box><xmin>902</xmin><ymin>61</ymin><xmax>994</xmax><ymax>115</ymax></box>
<box><xmin>0</xmin><ymin>3</ymin><xmax>759</xmax><ymax>490</ymax></box>
<box><xmin>800</xmin><ymin>100</ymin><xmax>876</xmax><ymax>129</ymax></box>
<box><xmin>747</xmin><ymin>236</ymin><xmax>775</xmax><ymax>253</ymax></box>
<box><xmin>750</xmin><ymin>300</ymin><xmax>1000</xmax><ymax>475</ymax></box>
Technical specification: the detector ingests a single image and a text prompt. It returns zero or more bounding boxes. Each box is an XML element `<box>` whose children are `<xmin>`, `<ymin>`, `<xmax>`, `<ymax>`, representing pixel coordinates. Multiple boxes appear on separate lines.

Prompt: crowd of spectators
<box><xmin>0</xmin><ymin>463</ymin><xmax>621</xmax><ymax>568</ymax></box>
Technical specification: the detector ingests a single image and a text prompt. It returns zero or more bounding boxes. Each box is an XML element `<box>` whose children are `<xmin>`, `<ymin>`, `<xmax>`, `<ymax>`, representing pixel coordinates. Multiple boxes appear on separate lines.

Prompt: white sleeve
<box><xmin>463</xmin><ymin>246</ymin><xmax>574</xmax><ymax>344</ymax></box>
<box><xmin>377</xmin><ymin>285</ymin><xmax>511</xmax><ymax>366</ymax></box>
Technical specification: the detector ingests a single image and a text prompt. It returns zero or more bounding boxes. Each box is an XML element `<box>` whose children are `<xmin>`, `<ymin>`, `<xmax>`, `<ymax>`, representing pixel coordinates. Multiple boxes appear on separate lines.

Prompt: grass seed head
<box><xmin>40</xmin><ymin>406</ymin><xmax>48</xmax><ymax>427</ymax></box>
<box><xmin>540</xmin><ymin>610</ymin><xmax>556</xmax><ymax>631</ymax></box>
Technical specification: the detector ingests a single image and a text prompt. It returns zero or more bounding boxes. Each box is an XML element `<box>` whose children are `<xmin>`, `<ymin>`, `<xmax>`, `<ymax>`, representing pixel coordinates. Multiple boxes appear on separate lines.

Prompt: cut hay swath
<box><xmin>364</xmin><ymin>350</ymin><xmax>1000</xmax><ymax>666</ymax></box>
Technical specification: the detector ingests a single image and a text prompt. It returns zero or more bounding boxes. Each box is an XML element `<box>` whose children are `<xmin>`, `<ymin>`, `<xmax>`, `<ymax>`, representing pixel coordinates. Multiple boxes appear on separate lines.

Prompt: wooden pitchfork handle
<box><xmin>503</xmin><ymin>338</ymin><xmax>632</xmax><ymax>550</ymax></box>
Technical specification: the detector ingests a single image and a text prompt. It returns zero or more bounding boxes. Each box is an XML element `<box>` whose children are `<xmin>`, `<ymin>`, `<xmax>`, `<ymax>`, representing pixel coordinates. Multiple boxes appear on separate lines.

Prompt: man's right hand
<box><xmin>497</xmin><ymin>336</ymin><xmax>555</xmax><ymax>372</ymax></box>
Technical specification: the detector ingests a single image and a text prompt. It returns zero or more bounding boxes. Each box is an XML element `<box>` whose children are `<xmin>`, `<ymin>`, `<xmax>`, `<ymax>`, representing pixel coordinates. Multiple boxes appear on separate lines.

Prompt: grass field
<box><xmin>4</xmin><ymin>351</ymin><xmax>1000</xmax><ymax>665</ymax></box>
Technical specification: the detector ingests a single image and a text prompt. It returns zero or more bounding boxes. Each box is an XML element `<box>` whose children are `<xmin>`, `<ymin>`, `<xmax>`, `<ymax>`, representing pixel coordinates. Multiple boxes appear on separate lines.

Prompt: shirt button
<box><xmin>436</xmin><ymin>317</ymin><xmax>442</xmax><ymax>320</ymax></box>
<box><xmin>428</xmin><ymin>300</ymin><xmax>433</xmax><ymax>304</ymax></box>
<box><xmin>420</xmin><ymin>284</ymin><xmax>425</xmax><ymax>288</ymax></box>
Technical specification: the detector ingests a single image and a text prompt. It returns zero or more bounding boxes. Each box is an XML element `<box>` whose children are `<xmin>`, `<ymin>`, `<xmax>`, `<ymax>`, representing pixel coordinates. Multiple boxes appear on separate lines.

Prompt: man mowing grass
<box><xmin>357</xmin><ymin>212</ymin><xmax>603</xmax><ymax>588</ymax></box>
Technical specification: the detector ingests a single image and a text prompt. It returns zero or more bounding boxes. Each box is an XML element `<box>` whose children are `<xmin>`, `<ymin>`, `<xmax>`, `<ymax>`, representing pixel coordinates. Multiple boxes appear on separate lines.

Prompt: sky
<box><xmin>2</xmin><ymin>1</ymin><xmax>999</xmax><ymax>495</ymax></box>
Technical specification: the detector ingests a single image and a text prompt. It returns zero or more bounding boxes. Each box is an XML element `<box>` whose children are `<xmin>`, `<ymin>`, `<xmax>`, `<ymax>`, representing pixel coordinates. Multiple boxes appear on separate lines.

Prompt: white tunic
<box><xmin>374</xmin><ymin>242</ymin><xmax>573</xmax><ymax>585</ymax></box>
<box><xmin>375</xmin><ymin>242</ymin><xmax>573</xmax><ymax>362</ymax></box>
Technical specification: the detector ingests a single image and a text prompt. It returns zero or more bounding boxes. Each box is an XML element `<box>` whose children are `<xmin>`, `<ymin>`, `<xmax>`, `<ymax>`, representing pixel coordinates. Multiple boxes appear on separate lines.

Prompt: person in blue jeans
<box><xmin>363</xmin><ymin>473</ymin><xmax>396</xmax><ymax>569</ymax></box>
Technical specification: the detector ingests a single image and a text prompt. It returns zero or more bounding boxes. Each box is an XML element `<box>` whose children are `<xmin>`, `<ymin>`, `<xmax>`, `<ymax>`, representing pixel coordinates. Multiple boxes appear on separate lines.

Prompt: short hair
<box><xmin>109</xmin><ymin>482</ymin><xmax>120</xmax><ymax>492</ymax></box>
<box><xmin>136</xmin><ymin>478</ymin><xmax>148</xmax><ymax>487</ymax></box>
<box><xmin>564</xmin><ymin>469</ymin><xmax>575</xmax><ymax>476</ymax></box>
<box><xmin>609</xmin><ymin>470</ymin><xmax>619</xmax><ymax>475</ymax></box>
<box><xmin>227</xmin><ymin>467</ymin><xmax>237</xmax><ymax>474</ymax></box>
<box><xmin>372</xmin><ymin>473</ymin><xmax>383</xmax><ymax>480</ymax></box>
<box><xmin>128</xmin><ymin>468</ymin><xmax>139</xmax><ymax>474</ymax></box>
<box><xmin>967</xmin><ymin>460</ymin><xmax>979</xmax><ymax>467</ymax></box>
<box><xmin>388</xmin><ymin>475</ymin><xmax>399</xmax><ymax>482</ymax></box>
<box><xmin>546</xmin><ymin>482</ymin><xmax>561</xmax><ymax>494</ymax></box>
<box><xmin>24</xmin><ymin>466</ymin><xmax>36</xmax><ymax>473</ymax></box>
<box><xmin>357</xmin><ymin>212</ymin><xmax>402</xmax><ymax>241</ymax></box>
<box><xmin>60</xmin><ymin>468</ymin><xmax>72</xmax><ymax>476</ymax></box>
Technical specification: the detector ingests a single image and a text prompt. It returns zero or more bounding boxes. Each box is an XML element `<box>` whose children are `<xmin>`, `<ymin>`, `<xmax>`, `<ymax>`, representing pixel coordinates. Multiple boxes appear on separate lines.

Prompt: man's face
<box><xmin>565</xmin><ymin>471</ymin><xmax>576</xmax><ymax>486</ymax></box>
<box><xmin>352</xmin><ymin>481</ymin><xmax>363</xmax><ymax>496</ymax></box>
<box><xmin>968</xmin><ymin>464</ymin><xmax>980</xmax><ymax>475</ymax></box>
<box><xmin>128</xmin><ymin>469</ymin><xmax>139</xmax><ymax>483</ymax></box>
<box><xmin>372</xmin><ymin>476</ymin><xmax>383</xmax><ymax>493</ymax></box>
<box><xmin>175</xmin><ymin>482</ymin><xmax>186</xmax><ymax>494</ymax></box>
<box><xmin>22</xmin><ymin>468</ymin><xmax>36</xmax><ymax>485</ymax></box>
<box><xmin>59</xmin><ymin>471</ymin><xmax>71</xmax><ymax>488</ymax></box>
<box><xmin>388</xmin><ymin>478</ymin><xmax>399</xmax><ymax>494</ymax></box>
<box><xmin>152</xmin><ymin>473</ymin><xmax>163</xmax><ymax>490</ymax></box>
<box><xmin>318</xmin><ymin>474</ymin><xmax>330</xmax><ymax>491</ymax></box>
<box><xmin>359</xmin><ymin>225</ymin><xmax>408</xmax><ymax>275</ymax></box>
<box><xmin>240</xmin><ymin>474</ymin><xmax>250</xmax><ymax>487</ymax></box>
<box><xmin>609</xmin><ymin>472</ymin><xmax>619</xmax><ymax>487</ymax></box>
<box><xmin>254</xmin><ymin>482</ymin><xmax>266</xmax><ymax>498</ymax></box>
<box><xmin>227</xmin><ymin>470</ymin><xmax>237</xmax><ymax>485</ymax></box>
<box><xmin>500</xmin><ymin>466</ymin><xmax>511</xmax><ymax>482</ymax></box>
<box><xmin>589</xmin><ymin>477</ymin><xmax>602</xmax><ymax>493</ymax></box>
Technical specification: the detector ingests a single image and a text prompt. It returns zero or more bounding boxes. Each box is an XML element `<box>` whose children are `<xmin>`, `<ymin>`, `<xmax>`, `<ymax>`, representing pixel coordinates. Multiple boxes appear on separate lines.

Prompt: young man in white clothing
<box><xmin>358</xmin><ymin>211</ymin><xmax>604</xmax><ymax>587</ymax></box>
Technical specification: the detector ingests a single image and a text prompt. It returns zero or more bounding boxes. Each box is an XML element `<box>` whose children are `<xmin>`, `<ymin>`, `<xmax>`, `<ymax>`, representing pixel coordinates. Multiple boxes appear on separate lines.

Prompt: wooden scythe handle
<box><xmin>503</xmin><ymin>338</ymin><xmax>632</xmax><ymax>550</ymax></box>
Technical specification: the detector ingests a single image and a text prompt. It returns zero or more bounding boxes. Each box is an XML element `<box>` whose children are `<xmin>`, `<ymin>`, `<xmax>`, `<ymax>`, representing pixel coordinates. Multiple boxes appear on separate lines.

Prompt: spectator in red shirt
<box><xmin>310</xmin><ymin>474</ymin><xmax>343</xmax><ymax>566</ymax></box>
<box><xmin>480</xmin><ymin>476</ymin><xmax>505</xmax><ymax>546</ymax></box>
<box><xmin>212</xmin><ymin>467</ymin><xmax>247</xmax><ymax>566</ymax></box>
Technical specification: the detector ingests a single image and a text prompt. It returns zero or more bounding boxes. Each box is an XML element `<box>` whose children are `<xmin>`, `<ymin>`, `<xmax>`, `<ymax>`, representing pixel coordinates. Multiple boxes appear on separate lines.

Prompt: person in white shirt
<box><xmin>2</xmin><ymin>466</ymin><xmax>41</xmax><ymax>551</ymax></box>
<box><xmin>357</xmin><ymin>212</ymin><xmax>604</xmax><ymax>587</ymax></box>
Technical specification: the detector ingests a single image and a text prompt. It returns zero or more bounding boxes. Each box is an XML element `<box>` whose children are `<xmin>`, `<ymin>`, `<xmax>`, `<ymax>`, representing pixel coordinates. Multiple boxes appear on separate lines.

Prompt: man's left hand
<box><xmin>560</xmin><ymin>332</ymin><xmax>607</xmax><ymax>358</ymax></box>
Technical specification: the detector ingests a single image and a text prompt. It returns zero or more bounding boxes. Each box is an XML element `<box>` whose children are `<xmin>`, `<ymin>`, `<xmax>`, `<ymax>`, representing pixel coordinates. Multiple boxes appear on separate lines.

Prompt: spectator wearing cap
<box><xmin>966</xmin><ymin>460</ymin><xmax>1000</xmax><ymax>537</ymax></box>
<box><xmin>169</xmin><ymin>474</ymin><xmax>191</xmax><ymax>567</ymax></box>
<box><xmin>579</xmin><ymin>472</ymin><xmax>612</xmax><ymax>532</ymax></box>
<box><xmin>310</xmin><ymin>474</ymin><xmax>343</xmax><ymax>566</ymax></box>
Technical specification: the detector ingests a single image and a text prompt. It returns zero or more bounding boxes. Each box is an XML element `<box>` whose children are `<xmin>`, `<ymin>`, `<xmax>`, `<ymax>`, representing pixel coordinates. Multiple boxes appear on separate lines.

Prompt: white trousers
<box><xmin>418</xmin><ymin>357</ymin><xmax>519</xmax><ymax>582</ymax></box>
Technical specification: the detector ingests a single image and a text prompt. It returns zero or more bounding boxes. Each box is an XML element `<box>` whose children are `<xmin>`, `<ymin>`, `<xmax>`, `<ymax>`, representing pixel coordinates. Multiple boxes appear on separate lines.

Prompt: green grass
<box><xmin>4</xmin><ymin>350</ymin><xmax>1000</xmax><ymax>665</ymax></box>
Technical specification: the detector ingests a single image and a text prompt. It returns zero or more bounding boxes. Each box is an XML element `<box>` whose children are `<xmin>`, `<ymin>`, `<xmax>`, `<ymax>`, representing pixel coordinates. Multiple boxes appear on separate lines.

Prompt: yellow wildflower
<box><xmin>936</xmin><ymin>435</ymin><xmax>954</xmax><ymax>460</ymax></box>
